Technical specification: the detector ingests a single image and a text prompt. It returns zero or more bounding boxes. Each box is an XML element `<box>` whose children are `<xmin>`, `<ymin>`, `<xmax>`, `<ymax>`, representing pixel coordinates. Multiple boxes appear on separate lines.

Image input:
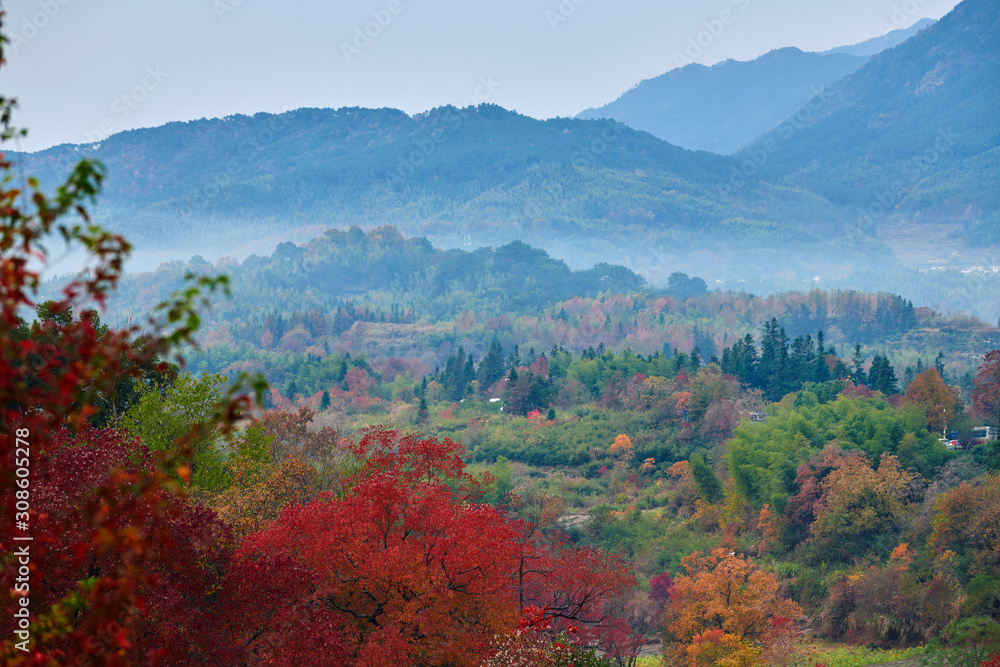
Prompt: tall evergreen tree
<box><xmin>869</xmin><ymin>354</ymin><xmax>900</xmax><ymax>395</ymax></box>
<box><xmin>760</xmin><ymin>318</ymin><xmax>792</xmax><ymax>401</ymax></box>
<box><xmin>443</xmin><ymin>347</ymin><xmax>468</xmax><ymax>401</ymax></box>
<box><xmin>851</xmin><ymin>344</ymin><xmax>867</xmax><ymax>386</ymax></box>
<box><xmin>814</xmin><ymin>330</ymin><xmax>831</xmax><ymax>382</ymax></box>
<box><xmin>477</xmin><ymin>340</ymin><xmax>505</xmax><ymax>395</ymax></box>
<box><xmin>690</xmin><ymin>347</ymin><xmax>702</xmax><ymax>372</ymax></box>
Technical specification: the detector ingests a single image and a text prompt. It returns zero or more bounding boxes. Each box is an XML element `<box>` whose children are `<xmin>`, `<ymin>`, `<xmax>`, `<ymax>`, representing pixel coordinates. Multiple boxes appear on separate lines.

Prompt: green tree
<box><xmin>689</xmin><ymin>453</ymin><xmax>723</xmax><ymax>503</ymax></box>
<box><xmin>123</xmin><ymin>372</ymin><xmax>231</xmax><ymax>489</ymax></box>
<box><xmin>814</xmin><ymin>330</ymin><xmax>831</xmax><ymax>382</ymax></box>
<box><xmin>851</xmin><ymin>343</ymin><xmax>867</xmax><ymax>385</ymax></box>
<box><xmin>478</xmin><ymin>339</ymin><xmax>505</xmax><ymax>395</ymax></box>
<box><xmin>869</xmin><ymin>353</ymin><xmax>900</xmax><ymax>395</ymax></box>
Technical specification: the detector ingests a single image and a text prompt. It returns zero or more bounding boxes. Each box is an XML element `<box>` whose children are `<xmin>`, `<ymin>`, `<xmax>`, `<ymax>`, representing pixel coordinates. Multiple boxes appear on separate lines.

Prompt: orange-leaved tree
<box><xmin>930</xmin><ymin>474</ymin><xmax>1000</xmax><ymax>578</ymax></box>
<box><xmin>810</xmin><ymin>452</ymin><xmax>913</xmax><ymax>559</ymax></box>
<box><xmin>904</xmin><ymin>368</ymin><xmax>957</xmax><ymax>433</ymax></box>
<box><xmin>661</xmin><ymin>548</ymin><xmax>802</xmax><ymax>667</ymax></box>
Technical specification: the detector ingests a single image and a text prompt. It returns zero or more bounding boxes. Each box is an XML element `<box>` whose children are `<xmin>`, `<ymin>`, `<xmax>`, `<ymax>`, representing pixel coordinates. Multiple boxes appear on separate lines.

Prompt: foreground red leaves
<box><xmin>0</xmin><ymin>31</ymin><xmax>256</xmax><ymax>662</ymax></box>
<box><xmin>244</xmin><ymin>427</ymin><xmax>637</xmax><ymax>666</ymax></box>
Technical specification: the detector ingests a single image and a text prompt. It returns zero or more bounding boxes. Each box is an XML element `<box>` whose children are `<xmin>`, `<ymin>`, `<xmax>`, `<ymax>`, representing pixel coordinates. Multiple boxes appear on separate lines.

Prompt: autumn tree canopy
<box><xmin>243</xmin><ymin>428</ymin><xmax>636</xmax><ymax>666</ymax></box>
<box><xmin>972</xmin><ymin>350</ymin><xmax>1000</xmax><ymax>426</ymax></box>
<box><xmin>904</xmin><ymin>368</ymin><xmax>957</xmax><ymax>434</ymax></box>
<box><xmin>660</xmin><ymin>548</ymin><xmax>802</xmax><ymax>667</ymax></box>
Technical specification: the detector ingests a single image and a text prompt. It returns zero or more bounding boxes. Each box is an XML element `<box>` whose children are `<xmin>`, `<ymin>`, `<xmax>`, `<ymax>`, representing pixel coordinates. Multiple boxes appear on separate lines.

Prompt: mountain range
<box><xmin>12</xmin><ymin>0</ymin><xmax>998</xmax><ymax>319</ymax></box>
<box><xmin>575</xmin><ymin>19</ymin><xmax>935</xmax><ymax>155</ymax></box>
<box><xmin>19</xmin><ymin>104</ymin><xmax>843</xmax><ymax>275</ymax></box>
<box><xmin>744</xmin><ymin>0</ymin><xmax>999</xmax><ymax>243</ymax></box>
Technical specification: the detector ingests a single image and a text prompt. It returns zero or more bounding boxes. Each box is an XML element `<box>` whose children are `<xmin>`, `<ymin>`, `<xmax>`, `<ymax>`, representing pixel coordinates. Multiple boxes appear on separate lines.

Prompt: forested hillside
<box><xmin>84</xmin><ymin>226</ymin><xmax>996</xmax><ymax>410</ymax></box>
<box><xmin>15</xmin><ymin>0</ymin><xmax>999</xmax><ymax>323</ymax></box>
<box><xmin>18</xmin><ymin>104</ymin><xmax>840</xmax><ymax>265</ymax></box>
<box><xmin>748</xmin><ymin>0</ymin><xmax>1000</xmax><ymax>233</ymax></box>
<box><xmin>577</xmin><ymin>49</ymin><xmax>868</xmax><ymax>154</ymax></box>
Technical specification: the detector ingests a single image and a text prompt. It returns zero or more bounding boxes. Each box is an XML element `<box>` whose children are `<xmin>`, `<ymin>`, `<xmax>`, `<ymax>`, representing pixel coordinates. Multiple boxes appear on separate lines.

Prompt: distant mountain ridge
<box><xmin>820</xmin><ymin>18</ymin><xmax>935</xmax><ymax>57</ymax></box>
<box><xmin>745</xmin><ymin>0</ymin><xmax>999</xmax><ymax>239</ymax></box>
<box><xmin>576</xmin><ymin>19</ymin><xmax>936</xmax><ymax>154</ymax></box>
<box><xmin>17</xmin><ymin>104</ymin><xmax>843</xmax><ymax>273</ymax></box>
<box><xmin>12</xmin><ymin>0</ymin><xmax>995</xmax><ymax>306</ymax></box>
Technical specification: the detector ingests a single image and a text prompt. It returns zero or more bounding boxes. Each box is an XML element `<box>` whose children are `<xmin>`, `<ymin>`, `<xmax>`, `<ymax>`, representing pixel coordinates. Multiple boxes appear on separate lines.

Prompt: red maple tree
<box><xmin>972</xmin><ymin>350</ymin><xmax>1000</xmax><ymax>426</ymax></box>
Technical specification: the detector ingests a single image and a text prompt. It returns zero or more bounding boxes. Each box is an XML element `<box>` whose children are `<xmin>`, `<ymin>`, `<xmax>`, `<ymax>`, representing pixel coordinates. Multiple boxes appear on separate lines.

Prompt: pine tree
<box><xmin>760</xmin><ymin>318</ymin><xmax>792</xmax><ymax>401</ymax></box>
<box><xmin>443</xmin><ymin>347</ymin><xmax>467</xmax><ymax>401</ymax></box>
<box><xmin>320</xmin><ymin>390</ymin><xmax>331</xmax><ymax>411</ymax></box>
<box><xmin>690</xmin><ymin>347</ymin><xmax>702</xmax><ymax>371</ymax></box>
<box><xmin>477</xmin><ymin>340</ymin><xmax>505</xmax><ymax>396</ymax></box>
<box><xmin>869</xmin><ymin>354</ymin><xmax>900</xmax><ymax>395</ymax></box>
<box><xmin>851</xmin><ymin>344</ymin><xmax>867</xmax><ymax>386</ymax></box>
<box><xmin>741</xmin><ymin>334</ymin><xmax>759</xmax><ymax>387</ymax></box>
<box><xmin>814</xmin><ymin>331</ymin><xmax>830</xmax><ymax>383</ymax></box>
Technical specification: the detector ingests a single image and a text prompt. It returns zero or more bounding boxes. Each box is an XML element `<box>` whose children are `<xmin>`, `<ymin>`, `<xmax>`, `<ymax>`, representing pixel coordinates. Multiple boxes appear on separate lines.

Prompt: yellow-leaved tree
<box><xmin>661</xmin><ymin>548</ymin><xmax>802</xmax><ymax>667</ymax></box>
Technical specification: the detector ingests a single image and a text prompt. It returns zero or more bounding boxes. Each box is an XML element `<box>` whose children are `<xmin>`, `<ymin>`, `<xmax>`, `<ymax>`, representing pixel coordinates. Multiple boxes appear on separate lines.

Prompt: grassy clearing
<box><xmin>808</xmin><ymin>645</ymin><xmax>925</xmax><ymax>666</ymax></box>
<box><xmin>634</xmin><ymin>656</ymin><xmax>662</xmax><ymax>667</ymax></box>
<box><xmin>633</xmin><ymin>645</ymin><xmax>925</xmax><ymax>667</ymax></box>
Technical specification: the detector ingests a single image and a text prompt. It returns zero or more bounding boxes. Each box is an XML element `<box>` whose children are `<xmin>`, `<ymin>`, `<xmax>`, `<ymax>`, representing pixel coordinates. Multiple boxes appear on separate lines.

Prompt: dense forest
<box><xmin>19</xmin><ymin>214</ymin><xmax>1000</xmax><ymax>666</ymax></box>
<box><xmin>85</xmin><ymin>225</ymin><xmax>992</xmax><ymax>401</ymax></box>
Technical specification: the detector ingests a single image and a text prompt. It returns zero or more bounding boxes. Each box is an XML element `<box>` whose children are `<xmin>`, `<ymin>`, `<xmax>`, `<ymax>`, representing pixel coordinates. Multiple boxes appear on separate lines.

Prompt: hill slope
<box><xmin>18</xmin><ymin>105</ymin><xmax>843</xmax><ymax>270</ymax></box>
<box><xmin>577</xmin><ymin>49</ymin><xmax>867</xmax><ymax>155</ymax></box>
<box><xmin>575</xmin><ymin>21</ymin><xmax>934</xmax><ymax>155</ymax></box>
<box><xmin>746</xmin><ymin>0</ymin><xmax>1000</xmax><ymax>238</ymax></box>
<box><xmin>820</xmin><ymin>18</ymin><xmax>935</xmax><ymax>57</ymax></box>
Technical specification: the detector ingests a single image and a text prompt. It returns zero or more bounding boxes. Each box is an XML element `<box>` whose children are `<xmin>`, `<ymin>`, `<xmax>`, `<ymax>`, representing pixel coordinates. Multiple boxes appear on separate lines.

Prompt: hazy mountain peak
<box><xmin>820</xmin><ymin>17</ymin><xmax>937</xmax><ymax>57</ymax></box>
<box><xmin>745</xmin><ymin>0</ymin><xmax>999</xmax><ymax>241</ymax></box>
<box><xmin>575</xmin><ymin>18</ymin><xmax>938</xmax><ymax>155</ymax></box>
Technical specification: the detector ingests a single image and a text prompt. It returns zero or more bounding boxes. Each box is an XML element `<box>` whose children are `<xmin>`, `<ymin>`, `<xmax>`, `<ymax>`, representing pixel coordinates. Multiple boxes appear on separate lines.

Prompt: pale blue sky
<box><xmin>0</xmin><ymin>0</ymin><xmax>960</xmax><ymax>151</ymax></box>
